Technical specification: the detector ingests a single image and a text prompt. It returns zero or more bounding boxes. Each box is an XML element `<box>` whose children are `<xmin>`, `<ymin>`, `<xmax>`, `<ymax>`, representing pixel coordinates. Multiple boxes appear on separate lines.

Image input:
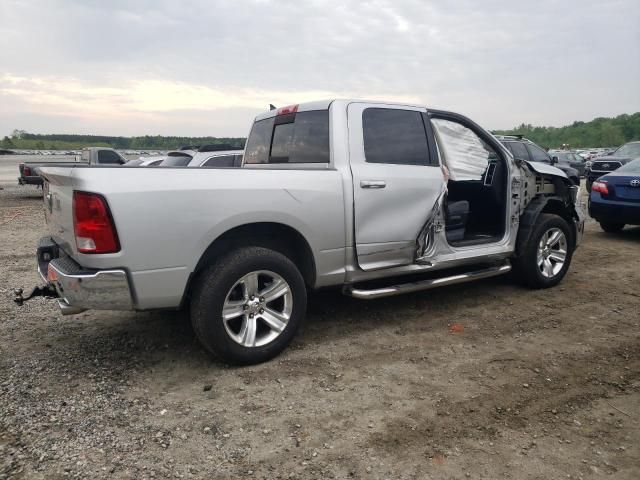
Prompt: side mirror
<box><xmin>551</xmin><ymin>156</ymin><xmax>559</xmax><ymax>165</ymax></box>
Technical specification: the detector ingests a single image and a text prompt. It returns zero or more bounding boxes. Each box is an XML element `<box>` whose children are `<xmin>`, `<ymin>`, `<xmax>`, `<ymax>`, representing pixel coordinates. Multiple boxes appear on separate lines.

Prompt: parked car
<box><xmin>23</xmin><ymin>100</ymin><xmax>584</xmax><ymax>365</ymax></box>
<box><xmin>548</xmin><ymin>150</ymin><xmax>587</xmax><ymax>177</ymax></box>
<box><xmin>188</xmin><ymin>149</ymin><xmax>243</xmax><ymax>167</ymax></box>
<box><xmin>588</xmin><ymin>158</ymin><xmax>640</xmax><ymax>232</ymax></box>
<box><xmin>586</xmin><ymin>141</ymin><xmax>640</xmax><ymax>192</ymax></box>
<box><xmin>158</xmin><ymin>149</ymin><xmax>198</xmax><ymax>167</ymax></box>
<box><xmin>158</xmin><ymin>145</ymin><xmax>242</xmax><ymax>167</ymax></box>
<box><xmin>496</xmin><ymin>136</ymin><xmax>581</xmax><ymax>185</ymax></box>
<box><xmin>18</xmin><ymin>147</ymin><xmax>126</xmax><ymax>186</ymax></box>
<box><xmin>124</xmin><ymin>157</ymin><xmax>166</xmax><ymax>167</ymax></box>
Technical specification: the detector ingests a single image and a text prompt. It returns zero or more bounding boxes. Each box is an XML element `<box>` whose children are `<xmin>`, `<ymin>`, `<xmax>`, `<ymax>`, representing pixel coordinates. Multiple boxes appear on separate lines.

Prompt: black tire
<box><xmin>190</xmin><ymin>247</ymin><xmax>307</xmax><ymax>365</ymax></box>
<box><xmin>600</xmin><ymin>222</ymin><xmax>624</xmax><ymax>233</ymax></box>
<box><xmin>513</xmin><ymin>213</ymin><xmax>574</xmax><ymax>289</ymax></box>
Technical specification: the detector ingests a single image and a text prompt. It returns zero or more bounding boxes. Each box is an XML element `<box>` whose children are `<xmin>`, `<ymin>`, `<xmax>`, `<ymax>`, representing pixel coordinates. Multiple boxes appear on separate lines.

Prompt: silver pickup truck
<box><xmin>27</xmin><ymin>99</ymin><xmax>584</xmax><ymax>364</ymax></box>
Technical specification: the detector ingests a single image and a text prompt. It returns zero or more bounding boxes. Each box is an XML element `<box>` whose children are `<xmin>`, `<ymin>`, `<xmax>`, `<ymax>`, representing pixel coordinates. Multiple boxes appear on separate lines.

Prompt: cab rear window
<box><xmin>244</xmin><ymin>110</ymin><xmax>329</xmax><ymax>164</ymax></box>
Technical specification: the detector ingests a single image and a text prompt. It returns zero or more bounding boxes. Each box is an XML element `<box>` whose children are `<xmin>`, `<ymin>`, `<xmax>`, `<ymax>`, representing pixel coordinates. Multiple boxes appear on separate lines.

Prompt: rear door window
<box><xmin>362</xmin><ymin>108</ymin><xmax>432</xmax><ymax>166</ymax></box>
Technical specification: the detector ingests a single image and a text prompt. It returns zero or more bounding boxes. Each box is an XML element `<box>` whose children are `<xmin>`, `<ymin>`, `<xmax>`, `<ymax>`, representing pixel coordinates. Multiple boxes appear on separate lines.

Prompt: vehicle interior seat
<box><xmin>443</xmin><ymin>159</ymin><xmax>507</xmax><ymax>246</ymax></box>
<box><xmin>444</xmin><ymin>199</ymin><xmax>469</xmax><ymax>243</ymax></box>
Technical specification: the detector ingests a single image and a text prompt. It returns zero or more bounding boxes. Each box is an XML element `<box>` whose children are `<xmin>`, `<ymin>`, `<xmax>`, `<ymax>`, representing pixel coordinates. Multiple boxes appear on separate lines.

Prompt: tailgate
<box><xmin>41</xmin><ymin>167</ymin><xmax>78</xmax><ymax>256</ymax></box>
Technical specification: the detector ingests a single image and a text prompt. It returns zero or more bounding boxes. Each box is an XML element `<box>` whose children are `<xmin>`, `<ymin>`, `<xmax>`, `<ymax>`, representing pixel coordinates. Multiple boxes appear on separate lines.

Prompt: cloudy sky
<box><xmin>1</xmin><ymin>0</ymin><xmax>638</xmax><ymax>137</ymax></box>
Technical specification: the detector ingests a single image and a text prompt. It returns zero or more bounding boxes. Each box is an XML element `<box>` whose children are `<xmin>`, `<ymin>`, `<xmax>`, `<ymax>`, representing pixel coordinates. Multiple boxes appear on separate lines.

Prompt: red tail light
<box><xmin>277</xmin><ymin>104</ymin><xmax>298</xmax><ymax>116</ymax></box>
<box><xmin>23</xmin><ymin>166</ymin><xmax>31</xmax><ymax>176</ymax></box>
<box><xmin>73</xmin><ymin>191</ymin><xmax>120</xmax><ymax>254</ymax></box>
<box><xmin>592</xmin><ymin>180</ymin><xmax>609</xmax><ymax>195</ymax></box>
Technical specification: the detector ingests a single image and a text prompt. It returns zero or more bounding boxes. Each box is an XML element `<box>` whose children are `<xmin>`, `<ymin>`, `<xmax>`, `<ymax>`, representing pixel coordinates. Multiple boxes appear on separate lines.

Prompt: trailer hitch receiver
<box><xmin>13</xmin><ymin>285</ymin><xmax>57</xmax><ymax>306</ymax></box>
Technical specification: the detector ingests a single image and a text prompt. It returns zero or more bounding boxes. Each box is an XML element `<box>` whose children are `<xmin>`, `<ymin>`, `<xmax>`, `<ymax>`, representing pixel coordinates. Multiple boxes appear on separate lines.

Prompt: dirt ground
<box><xmin>1</xmin><ymin>181</ymin><xmax>638</xmax><ymax>480</ymax></box>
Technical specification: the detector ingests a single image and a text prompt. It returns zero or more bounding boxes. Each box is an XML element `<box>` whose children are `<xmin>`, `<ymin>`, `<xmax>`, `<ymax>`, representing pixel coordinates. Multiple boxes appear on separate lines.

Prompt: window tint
<box><xmin>98</xmin><ymin>150</ymin><xmax>123</xmax><ymax>164</ymax></box>
<box><xmin>526</xmin><ymin>144</ymin><xmax>550</xmax><ymax>163</ymax></box>
<box><xmin>202</xmin><ymin>155</ymin><xmax>236</xmax><ymax>167</ymax></box>
<box><xmin>363</xmin><ymin>108</ymin><xmax>431</xmax><ymax>165</ymax></box>
<box><xmin>508</xmin><ymin>142</ymin><xmax>530</xmax><ymax>162</ymax></box>
<box><xmin>270</xmin><ymin>110</ymin><xmax>330</xmax><ymax>163</ymax></box>
<box><xmin>244</xmin><ymin>117</ymin><xmax>275</xmax><ymax>164</ymax></box>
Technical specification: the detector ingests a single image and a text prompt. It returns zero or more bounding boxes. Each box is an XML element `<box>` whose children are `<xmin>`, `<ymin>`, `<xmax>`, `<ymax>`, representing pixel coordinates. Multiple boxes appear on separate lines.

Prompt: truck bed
<box><xmin>40</xmin><ymin>165</ymin><xmax>347</xmax><ymax>309</ymax></box>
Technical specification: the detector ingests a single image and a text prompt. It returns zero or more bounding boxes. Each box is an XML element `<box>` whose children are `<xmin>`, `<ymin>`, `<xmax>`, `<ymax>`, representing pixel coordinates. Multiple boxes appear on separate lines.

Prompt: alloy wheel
<box><xmin>222</xmin><ymin>270</ymin><xmax>293</xmax><ymax>347</ymax></box>
<box><xmin>536</xmin><ymin>228</ymin><xmax>567</xmax><ymax>278</ymax></box>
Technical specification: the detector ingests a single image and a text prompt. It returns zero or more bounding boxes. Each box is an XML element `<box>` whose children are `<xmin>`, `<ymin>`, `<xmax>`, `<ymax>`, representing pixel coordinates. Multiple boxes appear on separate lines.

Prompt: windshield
<box><xmin>617</xmin><ymin>158</ymin><xmax>640</xmax><ymax>173</ymax></box>
<box><xmin>614</xmin><ymin>143</ymin><xmax>640</xmax><ymax>157</ymax></box>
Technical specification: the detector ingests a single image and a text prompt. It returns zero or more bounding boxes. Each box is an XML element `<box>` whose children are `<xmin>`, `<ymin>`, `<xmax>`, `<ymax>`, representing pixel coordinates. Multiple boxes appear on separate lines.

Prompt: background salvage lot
<box><xmin>1</xmin><ymin>184</ymin><xmax>638</xmax><ymax>480</ymax></box>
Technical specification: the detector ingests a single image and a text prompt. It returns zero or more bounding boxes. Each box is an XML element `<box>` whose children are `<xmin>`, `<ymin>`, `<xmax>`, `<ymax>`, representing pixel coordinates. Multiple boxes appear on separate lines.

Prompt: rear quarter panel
<box><xmin>62</xmin><ymin>167</ymin><xmax>347</xmax><ymax>308</ymax></box>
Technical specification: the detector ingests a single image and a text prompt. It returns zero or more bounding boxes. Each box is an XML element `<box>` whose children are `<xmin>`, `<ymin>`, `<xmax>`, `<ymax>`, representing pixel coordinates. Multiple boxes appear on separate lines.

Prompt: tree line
<box><xmin>494</xmin><ymin>112</ymin><xmax>640</xmax><ymax>149</ymax></box>
<box><xmin>1</xmin><ymin>130</ymin><xmax>245</xmax><ymax>151</ymax></box>
<box><xmin>2</xmin><ymin>112</ymin><xmax>639</xmax><ymax>151</ymax></box>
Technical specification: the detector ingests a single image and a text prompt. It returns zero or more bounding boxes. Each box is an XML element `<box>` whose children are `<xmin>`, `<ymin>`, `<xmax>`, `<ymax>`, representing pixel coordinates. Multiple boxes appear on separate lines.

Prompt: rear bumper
<box><xmin>588</xmin><ymin>196</ymin><xmax>640</xmax><ymax>225</ymax></box>
<box><xmin>37</xmin><ymin>237</ymin><xmax>134</xmax><ymax>315</ymax></box>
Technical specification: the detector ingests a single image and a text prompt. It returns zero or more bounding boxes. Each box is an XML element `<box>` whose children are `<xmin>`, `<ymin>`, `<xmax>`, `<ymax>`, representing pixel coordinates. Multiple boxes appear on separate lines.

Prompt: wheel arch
<box><xmin>180</xmin><ymin>222</ymin><xmax>317</xmax><ymax>307</ymax></box>
<box><xmin>515</xmin><ymin>195</ymin><xmax>577</xmax><ymax>257</ymax></box>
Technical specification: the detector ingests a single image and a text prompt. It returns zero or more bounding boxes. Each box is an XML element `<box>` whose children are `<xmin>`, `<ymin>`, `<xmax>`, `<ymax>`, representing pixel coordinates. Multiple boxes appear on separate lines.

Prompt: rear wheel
<box><xmin>514</xmin><ymin>214</ymin><xmax>574</xmax><ymax>289</ymax></box>
<box><xmin>190</xmin><ymin>247</ymin><xmax>307</xmax><ymax>365</ymax></box>
<box><xmin>600</xmin><ymin>222</ymin><xmax>624</xmax><ymax>233</ymax></box>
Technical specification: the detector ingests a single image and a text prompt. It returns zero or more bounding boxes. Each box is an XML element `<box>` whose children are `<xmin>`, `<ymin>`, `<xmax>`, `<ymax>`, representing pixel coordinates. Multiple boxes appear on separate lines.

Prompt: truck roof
<box><xmin>254</xmin><ymin>99</ymin><xmax>428</xmax><ymax>121</ymax></box>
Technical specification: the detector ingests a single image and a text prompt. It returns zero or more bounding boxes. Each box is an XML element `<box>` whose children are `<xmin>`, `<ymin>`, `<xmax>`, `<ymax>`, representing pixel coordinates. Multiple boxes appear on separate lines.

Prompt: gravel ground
<box><xmin>1</xmin><ymin>182</ymin><xmax>639</xmax><ymax>480</ymax></box>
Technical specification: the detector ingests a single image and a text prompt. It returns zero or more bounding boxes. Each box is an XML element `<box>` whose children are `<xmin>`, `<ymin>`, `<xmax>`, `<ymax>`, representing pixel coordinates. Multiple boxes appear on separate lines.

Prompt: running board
<box><xmin>344</xmin><ymin>262</ymin><xmax>512</xmax><ymax>300</ymax></box>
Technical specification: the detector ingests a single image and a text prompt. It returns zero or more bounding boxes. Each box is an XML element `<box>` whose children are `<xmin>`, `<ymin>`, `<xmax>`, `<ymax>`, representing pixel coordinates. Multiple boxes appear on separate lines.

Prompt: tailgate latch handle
<box><xmin>360</xmin><ymin>180</ymin><xmax>386</xmax><ymax>189</ymax></box>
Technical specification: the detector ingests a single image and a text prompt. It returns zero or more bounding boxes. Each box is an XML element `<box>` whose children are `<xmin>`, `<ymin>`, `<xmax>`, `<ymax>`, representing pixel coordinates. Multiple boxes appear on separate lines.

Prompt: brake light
<box><xmin>23</xmin><ymin>166</ymin><xmax>31</xmax><ymax>176</ymax></box>
<box><xmin>73</xmin><ymin>191</ymin><xmax>120</xmax><ymax>254</ymax></box>
<box><xmin>592</xmin><ymin>180</ymin><xmax>609</xmax><ymax>195</ymax></box>
<box><xmin>277</xmin><ymin>104</ymin><xmax>298</xmax><ymax>116</ymax></box>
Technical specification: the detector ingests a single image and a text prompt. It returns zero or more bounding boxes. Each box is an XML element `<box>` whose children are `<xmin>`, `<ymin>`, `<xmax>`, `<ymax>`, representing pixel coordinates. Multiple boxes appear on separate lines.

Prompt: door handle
<box><xmin>360</xmin><ymin>180</ymin><xmax>386</xmax><ymax>189</ymax></box>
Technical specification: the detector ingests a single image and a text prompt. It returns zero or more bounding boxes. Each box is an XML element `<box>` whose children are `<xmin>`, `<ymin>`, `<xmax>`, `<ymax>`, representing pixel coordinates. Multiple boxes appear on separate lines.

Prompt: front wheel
<box><xmin>514</xmin><ymin>214</ymin><xmax>574</xmax><ymax>289</ymax></box>
<box><xmin>600</xmin><ymin>222</ymin><xmax>624</xmax><ymax>233</ymax></box>
<box><xmin>190</xmin><ymin>247</ymin><xmax>307</xmax><ymax>365</ymax></box>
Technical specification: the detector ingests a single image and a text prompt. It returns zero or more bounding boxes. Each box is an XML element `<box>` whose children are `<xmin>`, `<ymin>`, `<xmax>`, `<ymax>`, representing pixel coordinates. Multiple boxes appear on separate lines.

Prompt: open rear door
<box><xmin>347</xmin><ymin>102</ymin><xmax>445</xmax><ymax>271</ymax></box>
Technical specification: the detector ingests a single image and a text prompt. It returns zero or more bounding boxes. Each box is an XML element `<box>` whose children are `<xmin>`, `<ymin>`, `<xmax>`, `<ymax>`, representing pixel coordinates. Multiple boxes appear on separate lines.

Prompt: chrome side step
<box><xmin>344</xmin><ymin>262</ymin><xmax>512</xmax><ymax>300</ymax></box>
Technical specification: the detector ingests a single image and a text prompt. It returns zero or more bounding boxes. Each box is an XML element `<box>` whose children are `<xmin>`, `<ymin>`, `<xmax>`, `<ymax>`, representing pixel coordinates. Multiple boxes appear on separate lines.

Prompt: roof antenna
<box><xmin>269</xmin><ymin>104</ymin><xmax>276</xmax><ymax>111</ymax></box>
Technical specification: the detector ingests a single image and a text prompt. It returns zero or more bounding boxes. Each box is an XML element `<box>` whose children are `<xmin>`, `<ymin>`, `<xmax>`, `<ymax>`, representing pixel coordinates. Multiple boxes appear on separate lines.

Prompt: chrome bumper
<box><xmin>37</xmin><ymin>238</ymin><xmax>134</xmax><ymax>315</ymax></box>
